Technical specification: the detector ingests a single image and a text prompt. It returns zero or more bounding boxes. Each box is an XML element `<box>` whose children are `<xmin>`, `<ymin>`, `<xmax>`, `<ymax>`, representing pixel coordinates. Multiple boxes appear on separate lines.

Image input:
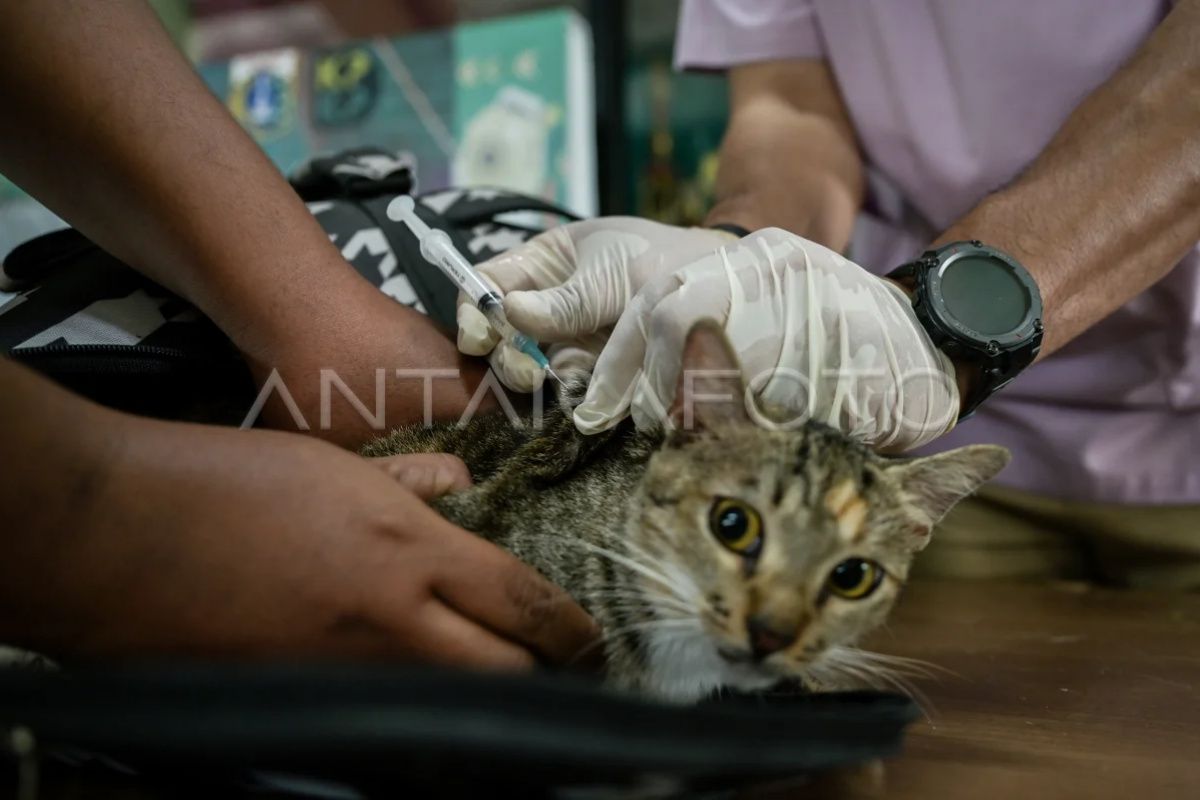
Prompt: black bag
<box><xmin>0</xmin><ymin>663</ymin><xmax>918</xmax><ymax>798</ymax></box>
<box><xmin>0</xmin><ymin>147</ymin><xmax>579</xmax><ymax>424</ymax></box>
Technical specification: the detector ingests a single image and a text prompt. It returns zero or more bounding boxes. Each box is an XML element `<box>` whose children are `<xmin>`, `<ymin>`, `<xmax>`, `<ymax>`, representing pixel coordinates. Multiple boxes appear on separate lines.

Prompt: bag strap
<box><xmin>419</xmin><ymin>188</ymin><xmax>583</xmax><ymax>228</ymax></box>
<box><xmin>2</xmin><ymin>228</ymin><xmax>99</xmax><ymax>289</ymax></box>
<box><xmin>289</xmin><ymin>147</ymin><xmax>416</xmax><ymax>202</ymax></box>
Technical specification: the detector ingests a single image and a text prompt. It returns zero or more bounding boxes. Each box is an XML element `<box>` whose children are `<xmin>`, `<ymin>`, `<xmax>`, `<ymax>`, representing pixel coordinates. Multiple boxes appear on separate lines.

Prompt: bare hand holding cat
<box><xmin>0</xmin><ymin>360</ymin><xmax>599</xmax><ymax>669</ymax></box>
<box><xmin>459</xmin><ymin>223</ymin><xmax>960</xmax><ymax>452</ymax></box>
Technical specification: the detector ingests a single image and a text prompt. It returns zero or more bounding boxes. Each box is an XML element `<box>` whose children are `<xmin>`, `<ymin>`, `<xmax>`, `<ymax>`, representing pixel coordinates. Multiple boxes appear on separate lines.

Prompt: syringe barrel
<box><xmin>418</xmin><ymin>229</ymin><xmax>496</xmax><ymax>305</ymax></box>
<box><xmin>389</xmin><ymin>195</ymin><xmax>496</xmax><ymax>305</ymax></box>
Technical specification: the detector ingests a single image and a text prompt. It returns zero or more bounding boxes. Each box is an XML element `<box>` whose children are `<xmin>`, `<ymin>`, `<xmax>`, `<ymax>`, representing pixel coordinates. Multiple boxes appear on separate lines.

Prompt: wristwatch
<box><xmin>887</xmin><ymin>240</ymin><xmax>1043</xmax><ymax>420</ymax></box>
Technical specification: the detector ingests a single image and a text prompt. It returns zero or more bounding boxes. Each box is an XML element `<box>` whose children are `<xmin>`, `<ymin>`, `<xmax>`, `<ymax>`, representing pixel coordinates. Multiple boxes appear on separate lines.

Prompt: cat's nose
<box><xmin>746</xmin><ymin>615</ymin><xmax>797</xmax><ymax>659</ymax></box>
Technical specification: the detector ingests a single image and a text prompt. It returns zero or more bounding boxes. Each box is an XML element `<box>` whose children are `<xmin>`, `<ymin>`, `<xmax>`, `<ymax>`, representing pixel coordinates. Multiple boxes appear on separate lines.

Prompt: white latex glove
<box><xmin>574</xmin><ymin>228</ymin><xmax>960</xmax><ymax>452</ymax></box>
<box><xmin>455</xmin><ymin>217</ymin><xmax>735</xmax><ymax>392</ymax></box>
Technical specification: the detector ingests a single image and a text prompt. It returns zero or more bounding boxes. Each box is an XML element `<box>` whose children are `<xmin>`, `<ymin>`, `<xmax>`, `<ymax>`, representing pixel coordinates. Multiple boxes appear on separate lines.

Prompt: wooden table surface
<box><xmin>783</xmin><ymin>580</ymin><xmax>1200</xmax><ymax>799</ymax></box>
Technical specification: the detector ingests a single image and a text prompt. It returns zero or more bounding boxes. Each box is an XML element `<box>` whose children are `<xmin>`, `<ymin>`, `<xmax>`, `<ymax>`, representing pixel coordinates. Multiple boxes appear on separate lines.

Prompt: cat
<box><xmin>364</xmin><ymin>320</ymin><xmax>1009</xmax><ymax>704</ymax></box>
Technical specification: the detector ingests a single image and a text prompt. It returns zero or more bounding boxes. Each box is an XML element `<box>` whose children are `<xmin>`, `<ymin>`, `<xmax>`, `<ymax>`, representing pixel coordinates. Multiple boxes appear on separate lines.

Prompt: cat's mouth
<box><xmin>717</xmin><ymin>644</ymin><xmax>800</xmax><ymax>674</ymax></box>
<box><xmin>712</xmin><ymin>644</ymin><xmax>792</xmax><ymax>695</ymax></box>
<box><xmin>717</xmin><ymin>646</ymin><xmax>756</xmax><ymax>665</ymax></box>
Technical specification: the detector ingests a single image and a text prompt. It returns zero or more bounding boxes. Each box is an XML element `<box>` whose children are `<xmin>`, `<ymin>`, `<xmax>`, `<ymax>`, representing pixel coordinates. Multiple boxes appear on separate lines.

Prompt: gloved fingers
<box><xmin>629</xmin><ymin>282</ymin><xmax>738</xmax><ymax>431</ymax></box>
<box><xmin>504</xmin><ymin>225</ymin><xmax>741</xmax><ymax>343</ymax></box>
<box><xmin>456</xmin><ymin>267</ymin><xmax>549</xmax><ymax>394</ymax></box>
<box><xmin>456</xmin><ymin>299</ymin><xmax>501</xmax><ymax>357</ymax></box>
<box><xmin>574</xmin><ymin>267</ymin><xmax>732</xmax><ymax>433</ymax></box>
<box><xmin>874</xmin><ymin>287</ymin><xmax>960</xmax><ymax>449</ymax></box>
<box><xmin>504</xmin><ymin>266</ymin><xmax>626</xmax><ymax>342</ymax></box>
<box><xmin>487</xmin><ymin>339</ymin><xmax>547</xmax><ymax>394</ymax></box>
<box><xmin>502</xmin><ymin>224</ymin><xmax>663</xmax><ymax>341</ymax></box>
<box><xmin>571</xmin><ymin>274</ymin><xmax>677</xmax><ymax>433</ymax></box>
<box><xmin>472</xmin><ymin>226</ymin><xmax>578</xmax><ymax>294</ymax></box>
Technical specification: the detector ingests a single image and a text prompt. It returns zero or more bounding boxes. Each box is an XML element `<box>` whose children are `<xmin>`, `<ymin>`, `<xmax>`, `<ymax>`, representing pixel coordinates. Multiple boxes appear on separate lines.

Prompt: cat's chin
<box><xmin>638</xmin><ymin>625</ymin><xmax>782</xmax><ymax>704</ymax></box>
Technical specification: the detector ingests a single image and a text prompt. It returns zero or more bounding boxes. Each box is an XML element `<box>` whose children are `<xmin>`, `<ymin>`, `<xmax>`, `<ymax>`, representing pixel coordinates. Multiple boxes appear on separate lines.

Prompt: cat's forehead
<box><xmin>677</xmin><ymin>421</ymin><xmax>880</xmax><ymax>481</ymax></box>
<box><xmin>654</xmin><ymin>422</ymin><xmax>904</xmax><ymax>546</ymax></box>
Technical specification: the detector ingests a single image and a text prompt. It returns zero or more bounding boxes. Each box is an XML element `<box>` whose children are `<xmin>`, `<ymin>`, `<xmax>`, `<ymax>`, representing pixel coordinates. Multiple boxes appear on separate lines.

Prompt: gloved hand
<box><xmin>576</xmin><ymin>228</ymin><xmax>960</xmax><ymax>451</ymax></box>
<box><xmin>455</xmin><ymin>218</ymin><xmax>735</xmax><ymax>391</ymax></box>
<box><xmin>459</xmin><ymin>222</ymin><xmax>959</xmax><ymax>451</ymax></box>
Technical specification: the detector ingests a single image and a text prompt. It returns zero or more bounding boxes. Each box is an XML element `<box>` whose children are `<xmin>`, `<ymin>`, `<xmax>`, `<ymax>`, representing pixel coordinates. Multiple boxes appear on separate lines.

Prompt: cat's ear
<box><xmin>668</xmin><ymin>319</ymin><xmax>750</xmax><ymax>433</ymax></box>
<box><xmin>886</xmin><ymin>444</ymin><xmax>1010</xmax><ymax>534</ymax></box>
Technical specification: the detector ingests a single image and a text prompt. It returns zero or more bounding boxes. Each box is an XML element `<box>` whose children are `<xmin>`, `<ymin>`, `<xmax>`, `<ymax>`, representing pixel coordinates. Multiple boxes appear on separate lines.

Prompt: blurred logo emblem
<box><xmin>313</xmin><ymin>47</ymin><xmax>378</xmax><ymax>127</ymax></box>
<box><xmin>229</xmin><ymin>68</ymin><xmax>295</xmax><ymax>140</ymax></box>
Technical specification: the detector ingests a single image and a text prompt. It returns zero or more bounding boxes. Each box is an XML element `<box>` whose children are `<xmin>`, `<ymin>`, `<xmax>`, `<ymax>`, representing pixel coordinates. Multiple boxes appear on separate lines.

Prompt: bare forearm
<box><xmin>935</xmin><ymin>0</ymin><xmax>1200</xmax><ymax>357</ymax></box>
<box><xmin>0</xmin><ymin>1</ymin><xmax>491</xmax><ymax>445</ymax></box>
<box><xmin>708</xmin><ymin>100</ymin><xmax>863</xmax><ymax>250</ymax></box>
<box><xmin>706</xmin><ymin>61</ymin><xmax>864</xmax><ymax>252</ymax></box>
<box><xmin>0</xmin><ymin>0</ymin><xmax>361</xmax><ymax>356</ymax></box>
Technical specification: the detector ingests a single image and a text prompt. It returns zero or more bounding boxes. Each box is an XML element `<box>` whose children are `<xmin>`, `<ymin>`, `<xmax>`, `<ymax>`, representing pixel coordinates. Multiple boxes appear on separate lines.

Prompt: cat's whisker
<box><xmin>829</xmin><ymin>647</ymin><xmax>955</xmax><ymax>681</ymax></box>
<box><xmin>872</xmin><ymin>672</ymin><xmax>935</xmax><ymax>721</ymax></box>
<box><xmin>601</xmin><ymin>618</ymin><xmax>700</xmax><ymax>639</ymax></box>
<box><xmin>533</xmin><ymin>531</ymin><xmax>685</xmax><ymax>600</ymax></box>
<box><xmin>814</xmin><ymin>646</ymin><xmax>938</xmax><ymax>720</ymax></box>
<box><xmin>577</xmin><ymin>587</ymin><xmax>690</xmax><ymax>606</ymax></box>
<box><xmin>573</xmin><ymin>541</ymin><xmax>695</xmax><ymax>606</ymax></box>
<box><xmin>809</xmin><ymin>658</ymin><xmax>874</xmax><ymax>689</ymax></box>
<box><xmin>606</xmin><ymin>609</ymin><xmax>698</xmax><ymax>628</ymax></box>
<box><xmin>572</xmin><ymin>588</ymin><xmax>696</xmax><ymax>617</ymax></box>
<box><xmin>620</xmin><ymin>539</ymin><xmax>705</xmax><ymax>607</ymax></box>
<box><xmin>525</xmin><ymin>532</ymin><xmax>704</xmax><ymax>624</ymax></box>
<box><xmin>521</xmin><ymin>588</ymin><xmax>694</xmax><ymax>629</ymax></box>
<box><xmin>567</xmin><ymin>617</ymin><xmax>702</xmax><ymax>666</ymax></box>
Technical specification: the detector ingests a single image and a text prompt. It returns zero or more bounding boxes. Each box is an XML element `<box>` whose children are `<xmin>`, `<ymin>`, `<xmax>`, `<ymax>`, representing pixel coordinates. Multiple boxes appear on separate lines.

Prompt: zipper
<box><xmin>11</xmin><ymin>343</ymin><xmax>194</xmax><ymax>360</ymax></box>
<box><xmin>9</xmin><ymin>342</ymin><xmax>241</xmax><ymax>378</ymax></box>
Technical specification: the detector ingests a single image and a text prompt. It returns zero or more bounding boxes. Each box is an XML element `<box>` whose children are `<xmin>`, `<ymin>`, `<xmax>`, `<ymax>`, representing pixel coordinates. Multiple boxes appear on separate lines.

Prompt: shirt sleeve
<box><xmin>674</xmin><ymin>0</ymin><xmax>825</xmax><ymax>72</ymax></box>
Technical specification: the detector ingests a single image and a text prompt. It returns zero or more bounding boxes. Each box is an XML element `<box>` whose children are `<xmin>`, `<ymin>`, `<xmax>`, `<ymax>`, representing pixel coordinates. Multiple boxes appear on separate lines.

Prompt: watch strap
<box><xmin>708</xmin><ymin>222</ymin><xmax>751</xmax><ymax>239</ymax></box>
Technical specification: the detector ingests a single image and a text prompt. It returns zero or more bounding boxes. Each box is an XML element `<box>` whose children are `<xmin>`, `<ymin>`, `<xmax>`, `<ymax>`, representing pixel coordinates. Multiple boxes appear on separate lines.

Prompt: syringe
<box><xmin>387</xmin><ymin>195</ymin><xmax>561</xmax><ymax>384</ymax></box>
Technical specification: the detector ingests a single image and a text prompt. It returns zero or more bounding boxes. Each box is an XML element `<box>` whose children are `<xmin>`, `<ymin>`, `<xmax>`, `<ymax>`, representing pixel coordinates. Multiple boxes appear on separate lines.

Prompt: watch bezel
<box><xmin>890</xmin><ymin>240</ymin><xmax>1046</xmax><ymax>421</ymax></box>
<box><xmin>919</xmin><ymin>242</ymin><xmax>1044</xmax><ymax>356</ymax></box>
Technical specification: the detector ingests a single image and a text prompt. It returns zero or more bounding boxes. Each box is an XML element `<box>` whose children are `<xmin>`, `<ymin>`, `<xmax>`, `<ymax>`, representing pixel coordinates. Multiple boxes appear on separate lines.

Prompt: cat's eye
<box><xmin>709</xmin><ymin>498</ymin><xmax>763</xmax><ymax>557</ymax></box>
<box><xmin>826</xmin><ymin>558</ymin><xmax>884</xmax><ymax>600</ymax></box>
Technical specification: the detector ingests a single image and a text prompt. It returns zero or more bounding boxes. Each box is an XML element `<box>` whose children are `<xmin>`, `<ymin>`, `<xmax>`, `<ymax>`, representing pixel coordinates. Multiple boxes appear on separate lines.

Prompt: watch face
<box><xmin>939</xmin><ymin>255</ymin><xmax>1032</xmax><ymax>335</ymax></box>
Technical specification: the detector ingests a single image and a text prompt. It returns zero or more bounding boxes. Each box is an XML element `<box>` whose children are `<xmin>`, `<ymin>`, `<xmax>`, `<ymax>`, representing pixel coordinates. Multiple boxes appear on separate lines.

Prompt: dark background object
<box><xmin>589</xmin><ymin>0</ymin><xmax>628</xmax><ymax>216</ymax></box>
<box><xmin>0</xmin><ymin>664</ymin><xmax>918</xmax><ymax>799</ymax></box>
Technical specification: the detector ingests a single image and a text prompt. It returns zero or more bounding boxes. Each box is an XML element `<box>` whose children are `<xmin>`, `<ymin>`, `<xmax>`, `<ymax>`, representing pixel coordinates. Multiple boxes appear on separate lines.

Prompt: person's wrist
<box><xmin>707</xmin><ymin>222</ymin><xmax>750</xmax><ymax>240</ymax></box>
<box><xmin>951</xmin><ymin>358</ymin><xmax>977</xmax><ymax>415</ymax></box>
<box><xmin>240</xmin><ymin>274</ymin><xmax>498</xmax><ymax>447</ymax></box>
<box><xmin>230</xmin><ymin>259</ymin><xmax>404</xmax><ymax>425</ymax></box>
<box><xmin>222</xmin><ymin>250</ymin><xmax>373</xmax><ymax>367</ymax></box>
<box><xmin>704</xmin><ymin>196</ymin><xmax>765</xmax><ymax>238</ymax></box>
<box><xmin>884</xmin><ymin>276</ymin><xmax>975</xmax><ymax>416</ymax></box>
<box><xmin>883</xmin><ymin>275</ymin><xmax>913</xmax><ymax>299</ymax></box>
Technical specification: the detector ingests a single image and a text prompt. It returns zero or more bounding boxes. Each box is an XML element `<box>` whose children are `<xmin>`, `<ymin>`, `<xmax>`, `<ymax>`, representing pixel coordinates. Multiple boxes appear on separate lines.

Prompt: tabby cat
<box><xmin>365</xmin><ymin>321</ymin><xmax>1008</xmax><ymax>703</ymax></box>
